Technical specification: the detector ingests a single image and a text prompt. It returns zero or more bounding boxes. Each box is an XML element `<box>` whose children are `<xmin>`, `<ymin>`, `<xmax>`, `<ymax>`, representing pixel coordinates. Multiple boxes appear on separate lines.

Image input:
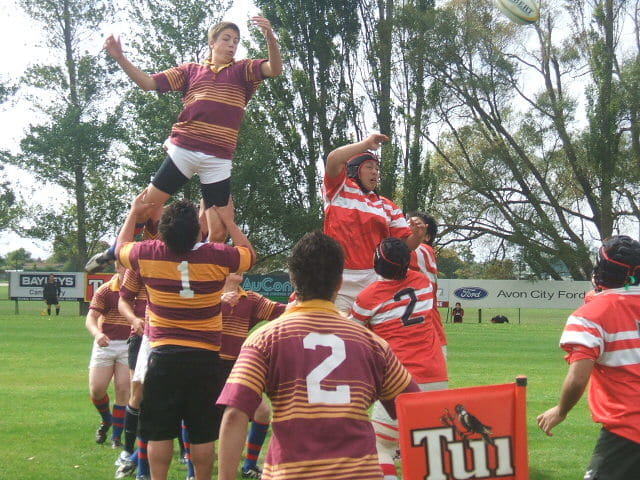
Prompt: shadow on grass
<box><xmin>529</xmin><ymin>467</ymin><xmax>560</xmax><ymax>480</ymax></box>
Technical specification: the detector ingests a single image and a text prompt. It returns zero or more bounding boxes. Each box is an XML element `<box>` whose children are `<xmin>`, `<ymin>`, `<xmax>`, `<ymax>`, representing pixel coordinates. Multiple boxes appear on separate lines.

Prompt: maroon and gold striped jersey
<box><xmin>89</xmin><ymin>275</ymin><xmax>130</xmax><ymax>341</ymax></box>
<box><xmin>220</xmin><ymin>290</ymin><xmax>285</xmax><ymax>362</ymax></box>
<box><xmin>152</xmin><ymin>59</ymin><xmax>266</xmax><ymax>159</ymax></box>
<box><xmin>118</xmin><ymin>240</ymin><xmax>253</xmax><ymax>352</ymax></box>
<box><xmin>218</xmin><ymin>299</ymin><xmax>416</xmax><ymax>480</ymax></box>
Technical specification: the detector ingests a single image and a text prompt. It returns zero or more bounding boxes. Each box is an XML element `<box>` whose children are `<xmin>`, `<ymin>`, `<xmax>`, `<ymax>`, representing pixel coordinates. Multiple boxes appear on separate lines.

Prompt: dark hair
<box><xmin>289</xmin><ymin>231</ymin><xmax>344</xmax><ymax>301</ymax></box>
<box><xmin>374</xmin><ymin>237</ymin><xmax>410</xmax><ymax>280</ymax></box>
<box><xmin>593</xmin><ymin>235</ymin><xmax>640</xmax><ymax>289</ymax></box>
<box><xmin>408</xmin><ymin>211</ymin><xmax>438</xmax><ymax>245</ymax></box>
<box><xmin>159</xmin><ymin>200</ymin><xmax>201</xmax><ymax>254</ymax></box>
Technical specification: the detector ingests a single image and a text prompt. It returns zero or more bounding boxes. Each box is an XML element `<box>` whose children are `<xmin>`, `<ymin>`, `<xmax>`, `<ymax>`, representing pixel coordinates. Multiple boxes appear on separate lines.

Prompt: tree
<box><xmin>409</xmin><ymin>0</ymin><xmax>639</xmax><ymax>279</ymax></box>
<box><xmin>5</xmin><ymin>248</ymin><xmax>33</xmax><ymax>270</ymax></box>
<box><xmin>4</xmin><ymin>0</ymin><xmax>126</xmax><ymax>270</ymax></box>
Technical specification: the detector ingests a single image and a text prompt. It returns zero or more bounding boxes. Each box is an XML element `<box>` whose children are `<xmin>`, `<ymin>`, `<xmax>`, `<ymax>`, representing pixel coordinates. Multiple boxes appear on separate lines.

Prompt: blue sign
<box><xmin>453</xmin><ymin>286</ymin><xmax>489</xmax><ymax>300</ymax></box>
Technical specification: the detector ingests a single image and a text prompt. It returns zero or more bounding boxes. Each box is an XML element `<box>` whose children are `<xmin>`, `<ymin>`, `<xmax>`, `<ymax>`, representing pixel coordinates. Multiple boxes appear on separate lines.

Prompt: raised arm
<box><xmin>325</xmin><ymin>133</ymin><xmax>389</xmax><ymax>179</ymax></box>
<box><xmin>104</xmin><ymin>35</ymin><xmax>157</xmax><ymax>91</ymax></box>
<box><xmin>252</xmin><ymin>16</ymin><xmax>282</xmax><ymax>78</ymax></box>
<box><xmin>214</xmin><ymin>197</ymin><xmax>256</xmax><ymax>262</ymax></box>
<box><xmin>116</xmin><ymin>190</ymin><xmax>155</xmax><ymax>257</ymax></box>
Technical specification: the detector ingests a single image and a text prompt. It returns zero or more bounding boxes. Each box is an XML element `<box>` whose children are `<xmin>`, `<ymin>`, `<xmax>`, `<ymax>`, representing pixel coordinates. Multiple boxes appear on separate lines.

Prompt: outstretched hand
<box><xmin>250</xmin><ymin>16</ymin><xmax>275</xmax><ymax>38</ymax></box>
<box><xmin>104</xmin><ymin>34</ymin><xmax>124</xmax><ymax>60</ymax></box>
<box><xmin>364</xmin><ymin>133</ymin><xmax>390</xmax><ymax>151</ymax></box>
<box><xmin>131</xmin><ymin>189</ymin><xmax>155</xmax><ymax>217</ymax></box>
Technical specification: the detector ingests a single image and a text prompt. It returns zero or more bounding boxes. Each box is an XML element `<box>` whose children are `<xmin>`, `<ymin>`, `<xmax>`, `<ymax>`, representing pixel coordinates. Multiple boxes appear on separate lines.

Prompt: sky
<box><xmin>0</xmin><ymin>0</ymin><xmax>254</xmax><ymax>260</ymax></box>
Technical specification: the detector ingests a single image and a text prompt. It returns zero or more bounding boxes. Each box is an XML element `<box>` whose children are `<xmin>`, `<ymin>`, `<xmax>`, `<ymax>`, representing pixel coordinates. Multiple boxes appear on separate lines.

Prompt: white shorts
<box><xmin>88</xmin><ymin>339</ymin><xmax>129</xmax><ymax>369</ymax></box>
<box><xmin>164</xmin><ymin>138</ymin><xmax>231</xmax><ymax>184</ymax></box>
<box><xmin>132</xmin><ymin>335</ymin><xmax>151</xmax><ymax>383</ymax></box>
<box><xmin>371</xmin><ymin>381</ymin><xmax>449</xmax><ymax>442</ymax></box>
<box><xmin>335</xmin><ymin>268</ymin><xmax>379</xmax><ymax>313</ymax></box>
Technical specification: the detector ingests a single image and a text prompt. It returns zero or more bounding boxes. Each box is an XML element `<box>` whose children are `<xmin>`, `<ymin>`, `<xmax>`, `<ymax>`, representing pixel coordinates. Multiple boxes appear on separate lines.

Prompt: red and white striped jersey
<box><xmin>350</xmin><ymin>270</ymin><xmax>448</xmax><ymax>383</ymax></box>
<box><xmin>323</xmin><ymin>168</ymin><xmax>411</xmax><ymax>270</ymax></box>
<box><xmin>560</xmin><ymin>286</ymin><xmax>640</xmax><ymax>443</ymax></box>
<box><xmin>409</xmin><ymin>243</ymin><xmax>447</xmax><ymax>346</ymax></box>
<box><xmin>409</xmin><ymin>243</ymin><xmax>438</xmax><ymax>285</ymax></box>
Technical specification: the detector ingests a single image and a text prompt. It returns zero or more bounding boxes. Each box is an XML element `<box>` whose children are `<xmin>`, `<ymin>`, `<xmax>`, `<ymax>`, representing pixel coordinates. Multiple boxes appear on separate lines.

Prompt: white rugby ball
<box><xmin>496</xmin><ymin>0</ymin><xmax>540</xmax><ymax>25</ymax></box>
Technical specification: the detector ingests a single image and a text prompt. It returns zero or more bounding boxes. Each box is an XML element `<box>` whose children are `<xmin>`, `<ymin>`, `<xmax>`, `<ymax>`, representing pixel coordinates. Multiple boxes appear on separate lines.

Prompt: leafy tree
<box><xmin>5</xmin><ymin>248</ymin><xmax>33</xmax><ymax>270</ymax></box>
<box><xmin>5</xmin><ymin>0</ymin><xmax>127</xmax><ymax>269</ymax></box>
<box><xmin>409</xmin><ymin>0</ymin><xmax>639</xmax><ymax>279</ymax></box>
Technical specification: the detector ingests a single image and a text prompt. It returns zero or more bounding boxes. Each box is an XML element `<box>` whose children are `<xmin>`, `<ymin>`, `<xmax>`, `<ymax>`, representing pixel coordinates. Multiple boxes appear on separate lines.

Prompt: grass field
<box><xmin>0</xmin><ymin>287</ymin><xmax>599</xmax><ymax>479</ymax></box>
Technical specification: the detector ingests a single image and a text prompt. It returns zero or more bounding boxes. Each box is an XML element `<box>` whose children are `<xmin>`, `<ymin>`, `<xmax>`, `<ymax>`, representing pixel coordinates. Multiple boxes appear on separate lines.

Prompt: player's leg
<box><xmin>85</xmin><ymin>153</ymin><xmax>189</xmax><ymax>273</ymax></box>
<box><xmin>181</xmin><ymin>422</ymin><xmax>196</xmax><ymax>480</ymax></box>
<box><xmin>54</xmin><ymin>299</ymin><xmax>60</xmax><ymax>315</ymax></box>
<box><xmin>199</xmin><ymin>156</ymin><xmax>232</xmax><ymax>243</ymax></box>
<box><xmin>200</xmin><ymin>178</ymin><xmax>231</xmax><ymax>243</ymax></box>
<box><xmin>111</xmin><ymin>359</ymin><xmax>131</xmax><ymax>448</ymax></box>
<box><xmin>89</xmin><ymin>363</ymin><xmax>115</xmax><ymax>444</ymax></box>
<box><xmin>242</xmin><ymin>396</ymin><xmax>271</xmax><ymax>478</ymax></box>
<box><xmin>147</xmin><ymin>440</ymin><xmax>173</xmax><ymax>480</ymax></box>
<box><xmin>190</xmin><ymin>441</ymin><xmax>215</xmax><ymax>480</ymax></box>
<box><xmin>371</xmin><ymin>401</ymin><xmax>400</xmax><ymax>480</ymax></box>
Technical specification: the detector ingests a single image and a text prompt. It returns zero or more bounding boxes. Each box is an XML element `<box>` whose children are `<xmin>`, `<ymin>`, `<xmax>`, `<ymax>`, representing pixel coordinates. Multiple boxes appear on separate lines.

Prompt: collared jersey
<box><xmin>220</xmin><ymin>289</ymin><xmax>285</xmax><ymax>362</ymax></box>
<box><xmin>89</xmin><ymin>275</ymin><xmax>130</xmax><ymax>341</ymax></box>
<box><xmin>152</xmin><ymin>59</ymin><xmax>266</xmax><ymax>159</ymax></box>
<box><xmin>350</xmin><ymin>269</ymin><xmax>448</xmax><ymax>383</ymax></box>
<box><xmin>217</xmin><ymin>299</ymin><xmax>415</xmax><ymax>480</ymax></box>
<box><xmin>409</xmin><ymin>243</ymin><xmax>447</xmax><ymax>346</ymax></box>
<box><xmin>120</xmin><ymin>268</ymin><xmax>149</xmax><ymax>337</ymax></box>
<box><xmin>323</xmin><ymin>167</ymin><xmax>411</xmax><ymax>270</ymax></box>
<box><xmin>118</xmin><ymin>239</ymin><xmax>253</xmax><ymax>352</ymax></box>
<box><xmin>560</xmin><ymin>286</ymin><xmax>640</xmax><ymax>443</ymax></box>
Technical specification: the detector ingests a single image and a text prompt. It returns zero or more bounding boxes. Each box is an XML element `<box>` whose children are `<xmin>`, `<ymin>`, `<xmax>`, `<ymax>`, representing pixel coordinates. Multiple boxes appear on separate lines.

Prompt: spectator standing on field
<box><xmin>537</xmin><ymin>235</ymin><xmax>640</xmax><ymax>480</ymax></box>
<box><xmin>217</xmin><ymin>231</ymin><xmax>419</xmax><ymax>480</ymax></box>
<box><xmin>452</xmin><ymin>302</ymin><xmax>464</xmax><ymax>323</ymax></box>
<box><xmin>322</xmin><ymin>133</ymin><xmax>425</xmax><ymax>312</ymax></box>
<box><xmin>42</xmin><ymin>274</ymin><xmax>62</xmax><ymax>317</ymax></box>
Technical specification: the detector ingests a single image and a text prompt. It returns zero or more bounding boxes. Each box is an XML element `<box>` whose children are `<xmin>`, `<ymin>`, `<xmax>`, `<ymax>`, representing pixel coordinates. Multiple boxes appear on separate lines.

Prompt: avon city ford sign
<box><xmin>453</xmin><ymin>286</ymin><xmax>489</xmax><ymax>300</ymax></box>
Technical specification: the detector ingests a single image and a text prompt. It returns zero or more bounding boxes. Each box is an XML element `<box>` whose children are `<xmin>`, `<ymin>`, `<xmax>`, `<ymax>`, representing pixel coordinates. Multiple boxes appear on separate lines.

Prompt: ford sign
<box><xmin>454</xmin><ymin>286</ymin><xmax>489</xmax><ymax>300</ymax></box>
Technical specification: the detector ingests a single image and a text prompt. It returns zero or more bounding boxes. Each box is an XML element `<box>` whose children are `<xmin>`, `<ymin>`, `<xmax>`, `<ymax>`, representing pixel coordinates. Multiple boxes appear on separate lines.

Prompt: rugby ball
<box><xmin>496</xmin><ymin>0</ymin><xmax>540</xmax><ymax>25</ymax></box>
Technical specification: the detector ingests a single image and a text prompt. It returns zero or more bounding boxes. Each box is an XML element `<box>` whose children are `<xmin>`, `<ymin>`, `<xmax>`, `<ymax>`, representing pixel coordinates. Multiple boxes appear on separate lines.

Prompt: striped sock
<box><xmin>182</xmin><ymin>422</ymin><xmax>195</xmax><ymax>477</ymax></box>
<box><xmin>124</xmin><ymin>405</ymin><xmax>140</xmax><ymax>453</ymax></box>
<box><xmin>91</xmin><ymin>394</ymin><xmax>111</xmax><ymax>425</ymax></box>
<box><xmin>134</xmin><ymin>222</ymin><xmax>146</xmax><ymax>238</ymax></box>
<box><xmin>111</xmin><ymin>404</ymin><xmax>126</xmax><ymax>441</ymax></box>
<box><xmin>243</xmin><ymin>420</ymin><xmax>269</xmax><ymax>471</ymax></box>
<box><xmin>137</xmin><ymin>439</ymin><xmax>149</xmax><ymax>476</ymax></box>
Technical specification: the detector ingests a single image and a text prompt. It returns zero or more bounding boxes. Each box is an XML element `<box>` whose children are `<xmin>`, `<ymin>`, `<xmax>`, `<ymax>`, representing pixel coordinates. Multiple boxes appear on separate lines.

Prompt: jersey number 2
<box><xmin>394</xmin><ymin>287</ymin><xmax>424</xmax><ymax>326</ymax></box>
<box><xmin>304</xmin><ymin>333</ymin><xmax>351</xmax><ymax>404</ymax></box>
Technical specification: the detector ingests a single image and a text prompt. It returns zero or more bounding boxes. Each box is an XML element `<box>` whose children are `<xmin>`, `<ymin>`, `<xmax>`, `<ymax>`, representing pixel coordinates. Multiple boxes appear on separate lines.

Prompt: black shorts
<box><xmin>127</xmin><ymin>335</ymin><xmax>143</xmax><ymax>370</ymax></box>
<box><xmin>44</xmin><ymin>296</ymin><xmax>59</xmax><ymax>306</ymax></box>
<box><xmin>152</xmin><ymin>155</ymin><xmax>231</xmax><ymax>208</ymax></box>
<box><xmin>139</xmin><ymin>349</ymin><xmax>224</xmax><ymax>444</ymax></box>
<box><xmin>219</xmin><ymin>359</ymin><xmax>234</xmax><ymax>384</ymax></box>
<box><xmin>584</xmin><ymin>428</ymin><xmax>640</xmax><ymax>480</ymax></box>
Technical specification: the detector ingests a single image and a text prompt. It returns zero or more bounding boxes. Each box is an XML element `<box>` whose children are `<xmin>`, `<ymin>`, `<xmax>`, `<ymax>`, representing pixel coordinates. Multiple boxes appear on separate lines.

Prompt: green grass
<box><xmin>0</xmin><ymin>289</ymin><xmax>598</xmax><ymax>479</ymax></box>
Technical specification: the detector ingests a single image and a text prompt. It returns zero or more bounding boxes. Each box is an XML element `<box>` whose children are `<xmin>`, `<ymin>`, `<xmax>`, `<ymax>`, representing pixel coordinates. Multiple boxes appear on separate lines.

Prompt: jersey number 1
<box><xmin>177</xmin><ymin>261</ymin><xmax>195</xmax><ymax>298</ymax></box>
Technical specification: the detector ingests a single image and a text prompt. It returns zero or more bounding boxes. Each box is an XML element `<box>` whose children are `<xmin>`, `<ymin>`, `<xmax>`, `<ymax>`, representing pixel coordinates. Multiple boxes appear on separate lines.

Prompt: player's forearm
<box><xmin>227</xmin><ymin>224</ymin><xmax>256</xmax><ymax>261</ymax></box>
<box><xmin>263</xmin><ymin>34</ymin><xmax>282</xmax><ymax>77</ymax></box>
<box><xmin>115</xmin><ymin>56</ymin><xmax>157</xmax><ymax>91</ymax></box>
<box><xmin>557</xmin><ymin>360</ymin><xmax>592</xmax><ymax>416</ymax></box>
<box><xmin>85</xmin><ymin>311</ymin><xmax>101</xmax><ymax>336</ymax></box>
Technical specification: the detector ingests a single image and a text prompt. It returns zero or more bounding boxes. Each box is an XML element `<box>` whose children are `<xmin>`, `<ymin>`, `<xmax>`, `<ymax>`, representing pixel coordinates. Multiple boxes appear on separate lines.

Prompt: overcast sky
<box><xmin>0</xmin><ymin>0</ymin><xmax>253</xmax><ymax>259</ymax></box>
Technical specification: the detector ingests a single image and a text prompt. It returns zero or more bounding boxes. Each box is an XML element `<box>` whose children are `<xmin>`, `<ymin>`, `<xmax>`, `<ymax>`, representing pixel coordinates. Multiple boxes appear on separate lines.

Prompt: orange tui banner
<box><xmin>397</xmin><ymin>377</ymin><xmax>529</xmax><ymax>480</ymax></box>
